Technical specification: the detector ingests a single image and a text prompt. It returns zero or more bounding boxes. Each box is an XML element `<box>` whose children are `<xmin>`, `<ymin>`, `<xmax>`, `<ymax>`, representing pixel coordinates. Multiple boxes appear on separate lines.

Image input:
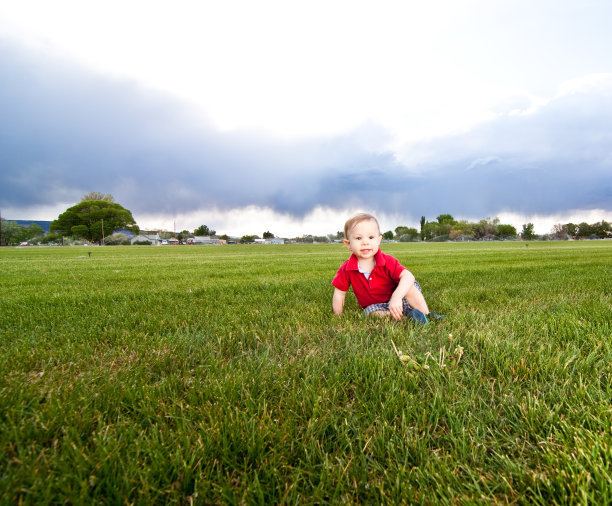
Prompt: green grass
<box><xmin>1</xmin><ymin>242</ymin><xmax>611</xmax><ymax>504</ymax></box>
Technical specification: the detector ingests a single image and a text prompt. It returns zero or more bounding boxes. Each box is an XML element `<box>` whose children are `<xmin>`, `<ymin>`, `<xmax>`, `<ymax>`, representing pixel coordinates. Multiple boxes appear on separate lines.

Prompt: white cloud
<box><xmin>495</xmin><ymin>209</ymin><xmax>610</xmax><ymax>235</ymax></box>
<box><xmin>466</xmin><ymin>157</ymin><xmax>501</xmax><ymax>171</ymax></box>
<box><xmin>136</xmin><ymin>205</ymin><xmax>364</xmax><ymax>238</ymax></box>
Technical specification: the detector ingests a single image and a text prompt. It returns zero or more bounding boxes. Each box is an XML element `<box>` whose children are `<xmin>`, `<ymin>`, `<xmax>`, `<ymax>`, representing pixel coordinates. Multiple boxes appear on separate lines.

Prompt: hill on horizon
<box><xmin>10</xmin><ymin>220</ymin><xmax>52</xmax><ymax>233</ymax></box>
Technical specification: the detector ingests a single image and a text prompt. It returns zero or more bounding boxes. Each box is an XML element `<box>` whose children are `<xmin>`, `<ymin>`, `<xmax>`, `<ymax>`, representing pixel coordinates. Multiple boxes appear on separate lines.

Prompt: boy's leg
<box><xmin>404</xmin><ymin>281</ymin><xmax>429</xmax><ymax>314</ymax></box>
<box><xmin>364</xmin><ymin>302</ymin><xmax>392</xmax><ymax>318</ymax></box>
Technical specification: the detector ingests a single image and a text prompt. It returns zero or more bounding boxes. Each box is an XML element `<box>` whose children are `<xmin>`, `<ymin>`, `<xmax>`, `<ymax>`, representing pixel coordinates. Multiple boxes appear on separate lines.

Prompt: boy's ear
<box><xmin>343</xmin><ymin>239</ymin><xmax>351</xmax><ymax>250</ymax></box>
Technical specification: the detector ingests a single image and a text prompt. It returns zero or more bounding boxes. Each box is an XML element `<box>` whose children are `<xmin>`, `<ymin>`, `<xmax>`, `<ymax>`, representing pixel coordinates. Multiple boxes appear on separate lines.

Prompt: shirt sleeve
<box><xmin>331</xmin><ymin>262</ymin><xmax>350</xmax><ymax>291</ymax></box>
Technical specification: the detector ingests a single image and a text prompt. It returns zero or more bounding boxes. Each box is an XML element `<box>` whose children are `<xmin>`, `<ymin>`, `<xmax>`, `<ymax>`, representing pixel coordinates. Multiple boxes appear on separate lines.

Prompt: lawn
<box><xmin>1</xmin><ymin>241</ymin><xmax>611</xmax><ymax>504</ymax></box>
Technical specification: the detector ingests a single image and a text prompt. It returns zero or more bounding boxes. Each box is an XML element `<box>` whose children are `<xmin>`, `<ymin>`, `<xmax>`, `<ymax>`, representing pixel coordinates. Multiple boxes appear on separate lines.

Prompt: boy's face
<box><xmin>344</xmin><ymin>219</ymin><xmax>382</xmax><ymax>261</ymax></box>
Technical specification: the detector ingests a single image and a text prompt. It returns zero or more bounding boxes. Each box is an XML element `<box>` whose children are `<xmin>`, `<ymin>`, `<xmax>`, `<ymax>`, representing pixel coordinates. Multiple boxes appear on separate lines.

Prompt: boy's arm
<box><xmin>388</xmin><ymin>270</ymin><xmax>416</xmax><ymax>320</ymax></box>
<box><xmin>332</xmin><ymin>288</ymin><xmax>347</xmax><ymax>315</ymax></box>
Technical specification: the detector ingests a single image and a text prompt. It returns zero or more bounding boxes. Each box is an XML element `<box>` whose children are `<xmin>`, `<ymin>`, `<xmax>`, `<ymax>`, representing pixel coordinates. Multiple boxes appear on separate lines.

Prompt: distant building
<box><xmin>193</xmin><ymin>236</ymin><xmax>225</xmax><ymax>245</ymax></box>
<box><xmin>254</xmin><ymin>238</ymin><xmax>285</xmax><ymax>245</ymax></box>
<box><xmin>130</xmin><ymin>233</ymin><xmax>161</xmax><ymax>246</ymax></box>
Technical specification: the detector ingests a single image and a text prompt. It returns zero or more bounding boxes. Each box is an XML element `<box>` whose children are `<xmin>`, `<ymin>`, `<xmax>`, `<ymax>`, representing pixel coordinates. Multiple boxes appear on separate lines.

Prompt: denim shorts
<box><xmin>363</xmin><ymin>281</ymin><xmax>422</xmax><ymax>316</ymax></box>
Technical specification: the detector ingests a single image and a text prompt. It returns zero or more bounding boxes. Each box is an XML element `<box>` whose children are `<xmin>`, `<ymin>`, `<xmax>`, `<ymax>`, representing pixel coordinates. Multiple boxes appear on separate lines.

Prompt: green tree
<box><xmin>592</xmin><ymin>220</ymin><xmax>611</xmax><ymax>238</ymax></box>
<box><xmin>0</xmin><ymin>219</ymin><xmax>27</xmax><ymax>245</ymax></box>
<box><xmin>26</xmin><ymin>223</ymin><xmax>46</xmax><ymax>240</ymax></box>
<box><xmin>420</xmin><ymin>216</ymin><xmax>426</xmax><ymax>240</ymax></box>
<box><xmin>70</xmin><ymin>225</ymin><xmax>90</xmax><ymax>238</ymax></box>
<box><xmin>577</xmin><ymin>222</ymin><xmax>592</xmax><ymax>238</ymax></box>
<box><xmin>422</xmin><ymin>222</ymin><xmax>441</xmax><ymax>240</ymax></box>
<box><xmin>497</xmin><ymin>224</ymin><xmax>517</xmax><ymax>239</ymax></box>
<box><xmin>263</xmin><ymin>231</ymin><xmax>274</xmax><ymax>239</ymax></box>
<box><xmin>240</xmin><ymin>235</ymin><xmax>259</xmax><ymax>243</ymax></box>
<box><xmin>50</xmin><ymin>200</ymin><xmax>138</xmax><ymax>243</ymax></box>
<box><xmin>566</xmin><ymin>223</ymin><xmax>578</xmax><ymax>237</ymax></box>
<box><xmin>382</xmin><ymin>230</ymin><xmax>394</xmax><ymax>240</ymax></box>
<box><xmin>521</xmin><ymin>223</ymin><xmax>536</xmax><ymax>240</ymax></box>
<box><xmin>40</xmin><ymin>232</ymin><xmax>63</xmax><ymax>245</ymax></box>
<box><xmin>436</xmin><ymin>214</ymin><xmax>456</xmax><ymax>225</ymax></box>
<box><xmin>394</xmin><ymin>226</ymin><xmax>410</xmax><ymax>238</ymax></box>
<box><xmin>451</xmin><ymin>220</ymin><xmax>475</xmax><ymax>239</ymax></box>
<box><xmin>474</xmin><ymin>218</ymin><xmax>499</xmax><ymax>239</ymax></box>
<box><xmin>194</xmin><ymin>224</ymin><xmax>215</xmax><ymax>236</ymax></box>
<box><xmin>177</xmin><ymin>230</ymin><xmax>192</xmax><ymax>242</ymax></box>
<box><xmin>398</xmin><ymin>228</ymin><xmax>419</xmax><ymax>242</ymax></box>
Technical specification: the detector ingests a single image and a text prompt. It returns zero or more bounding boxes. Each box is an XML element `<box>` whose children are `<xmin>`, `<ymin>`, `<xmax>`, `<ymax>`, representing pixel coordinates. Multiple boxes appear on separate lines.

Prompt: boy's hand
<box><xmin>388</xmin><ymin>296</ymin><xmax>404</xmax><ymax>320</ymax></box>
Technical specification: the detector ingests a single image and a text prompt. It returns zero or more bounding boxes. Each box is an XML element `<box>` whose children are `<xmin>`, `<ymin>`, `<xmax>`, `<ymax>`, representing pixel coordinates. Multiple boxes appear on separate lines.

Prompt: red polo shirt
<box><xmin>332</xmin><ymin>249</ymin><xmax>407</xmax><ymax>308</ymax></box>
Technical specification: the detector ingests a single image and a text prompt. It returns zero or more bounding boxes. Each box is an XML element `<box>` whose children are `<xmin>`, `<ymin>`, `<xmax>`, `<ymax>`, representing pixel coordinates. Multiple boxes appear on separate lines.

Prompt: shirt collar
<box><xmin>346</xmin><ymin>249</ymin><xmax>386</xmax><ymax>270</ymax></box>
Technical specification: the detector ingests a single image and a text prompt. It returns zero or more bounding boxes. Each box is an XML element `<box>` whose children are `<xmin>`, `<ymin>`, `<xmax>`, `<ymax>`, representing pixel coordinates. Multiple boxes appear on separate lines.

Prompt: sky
<box><xmin>1</xmin><ymin>0</ymin><xmax>610</xmax><ymax>236</ymax></box>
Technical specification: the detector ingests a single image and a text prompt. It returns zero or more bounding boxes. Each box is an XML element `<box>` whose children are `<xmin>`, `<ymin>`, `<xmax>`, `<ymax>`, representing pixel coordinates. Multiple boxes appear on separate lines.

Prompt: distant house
<box><xmin>166</xmin><ymin>237</ymin><xmax>179</xmax><ymax>245</ymax></box>
<box><xmin>130</xmin><ymin>233</ymin><xmax>161</xmax><ymax>246</ymax></box>
<box><xmin>193</xmin><ymin>236</ymin><xmax>225</xmax><ymax>245</ymax></box>
<box><xmin>254</xmin><ymin>238</ymin><xmax>285</xmax><ymax>245</ymax></box>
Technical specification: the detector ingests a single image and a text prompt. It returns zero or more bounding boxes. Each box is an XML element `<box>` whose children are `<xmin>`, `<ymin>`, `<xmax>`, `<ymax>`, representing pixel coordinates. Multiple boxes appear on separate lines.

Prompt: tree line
<box><xmin>1</xmin><ymin>193</ymin><xmax>610</xmax><ymax>245</ymax></box>
<box><xmin>382</xmin><ymin>214</ymin><xmax>611</xmax><ymax>242</ymax></box>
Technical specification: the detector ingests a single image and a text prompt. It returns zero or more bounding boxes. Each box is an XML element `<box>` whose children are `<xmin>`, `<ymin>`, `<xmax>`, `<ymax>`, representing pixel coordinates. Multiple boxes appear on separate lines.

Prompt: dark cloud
<box><xmin>1</xmin><ymin>41</ymin><xmax>610</xmax><ymax>222</ymax></box>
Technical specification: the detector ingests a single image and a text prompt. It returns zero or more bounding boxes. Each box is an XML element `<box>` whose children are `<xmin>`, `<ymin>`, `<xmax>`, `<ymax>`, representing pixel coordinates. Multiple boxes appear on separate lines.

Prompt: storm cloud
<box><xmin>1</xmin><ymin>41</ymin><xmax>610</xmax><ymax>225</ymax></box>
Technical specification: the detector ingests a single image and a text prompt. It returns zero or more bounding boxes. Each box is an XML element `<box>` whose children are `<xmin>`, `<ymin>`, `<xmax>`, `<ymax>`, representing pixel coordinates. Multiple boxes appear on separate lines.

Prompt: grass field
<box><xmin>1</xmin><ymin>241</ymin><xmax>611</xmax><ymax>504</ymax></box>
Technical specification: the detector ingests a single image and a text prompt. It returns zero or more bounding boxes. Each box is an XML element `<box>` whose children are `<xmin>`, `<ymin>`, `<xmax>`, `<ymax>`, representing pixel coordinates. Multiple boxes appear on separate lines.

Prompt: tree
<box><xmin>194</xmin><ymin>224</ymin><xmax>215</xmax><ymax>236</ymax></box>
<box><xmin>521</xmin><ymin>223</ymin><xmax>536</xmax><ymax>240</ymax></box>
<box><xmin>592</xmin><ymin>220</ymin><xmax>611</xmax><ymax>238</ymax></box>
<box><xmin>398</xmin><ymin>228</ymin><xmax>419</xmax><ymax>242</ymax></box>
<box><xmin>177</xmin><ymin>229</ymin><xmax>192</xmax><ymax>242</ymax></box>
<box><xmin>40</xmin><ymin>232</ymin><xmax>62</xmax><ymax>245</ymax></box>
<box><xmin>394</xmin><ymin>226</ymin><xmax>410</xmax><ymax>238</ymax></box>
<box><xmin>474</xmin><ymin>218</ymin><xmax>499</xmax><ymax>239</ymax></box>
<box><xmin>0</xmin><ymin>219</ymin><xmax>27</xmax><ymax>245</ymax></box>
<box><xmin>263</xmin><ymin>231</ymin><xmax>274</xmax><ymax>239</ymax></box>
<box><xmin>420</xmin><ymin>216</ymin><xmax>426</xmax><ymax>240</ymax></box>
<box><xmin>436</xmin><ymin>214</ymin><xmax>456</xmax><ymax>225</ymax></box>
<box><xmin>551</xmin><ymin>224</ymin><xmax>568</xmax><ymax>240</ymax></box>
<box><xmin>50</xmin><ymin>200</ymin><xmax>138</xmax><ymax>243</ymax></box>
<box><xmin>26</xmin><ymin>223</ymin><xmax>46</xmax><ymax>241</ymax></box>
<box><xmin>81</xmin><ymin>191</ymin><xmax>114</xmax><ymax>202</ymax></box>
<box><xmin>422</xmin><ymin>222</ymin><xmax>441</xmax><ymax>241</ymax></box>
<box><xmin>497</xmin><ymin>224</ymin><xmax>517</xmax><ymax>239</ymax></box>
<box><xmin>382</xmin><ymin>230</ymin><xmax>394</xmax><ymax>240</ymax></box>
<box><xmin>577</xmin><ymin>222</ymin><xmax>592</xmax><ymax>238</ymax></box>
<box><xmin>452</xmin><ymin>220</ymin><xmax>475</xmax><ymax>239</ymax></box>
<box><xmin>70</xmin><ymin>225</ymin><xmax>90</xmax><ymax>239</ymax></box>
<box><xmin>240</xmin><ymin>235</ymin><xmax>259</xmax><ymax>243</ymax></box>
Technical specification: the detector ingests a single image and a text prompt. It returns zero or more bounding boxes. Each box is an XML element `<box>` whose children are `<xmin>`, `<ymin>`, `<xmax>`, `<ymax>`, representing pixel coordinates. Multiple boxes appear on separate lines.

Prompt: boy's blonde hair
<box><xmin>344</xmin><ymin>213</ymin><xmax>381</xmax><ymax>239</ymax></box>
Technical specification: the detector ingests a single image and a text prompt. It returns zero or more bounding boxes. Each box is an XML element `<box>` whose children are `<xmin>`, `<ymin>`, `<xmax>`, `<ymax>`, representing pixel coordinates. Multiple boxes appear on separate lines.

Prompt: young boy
<box><xmin>332</xmin><ymin>213</ymin><xmax>438</xmax><ymax>323</ymax></box>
